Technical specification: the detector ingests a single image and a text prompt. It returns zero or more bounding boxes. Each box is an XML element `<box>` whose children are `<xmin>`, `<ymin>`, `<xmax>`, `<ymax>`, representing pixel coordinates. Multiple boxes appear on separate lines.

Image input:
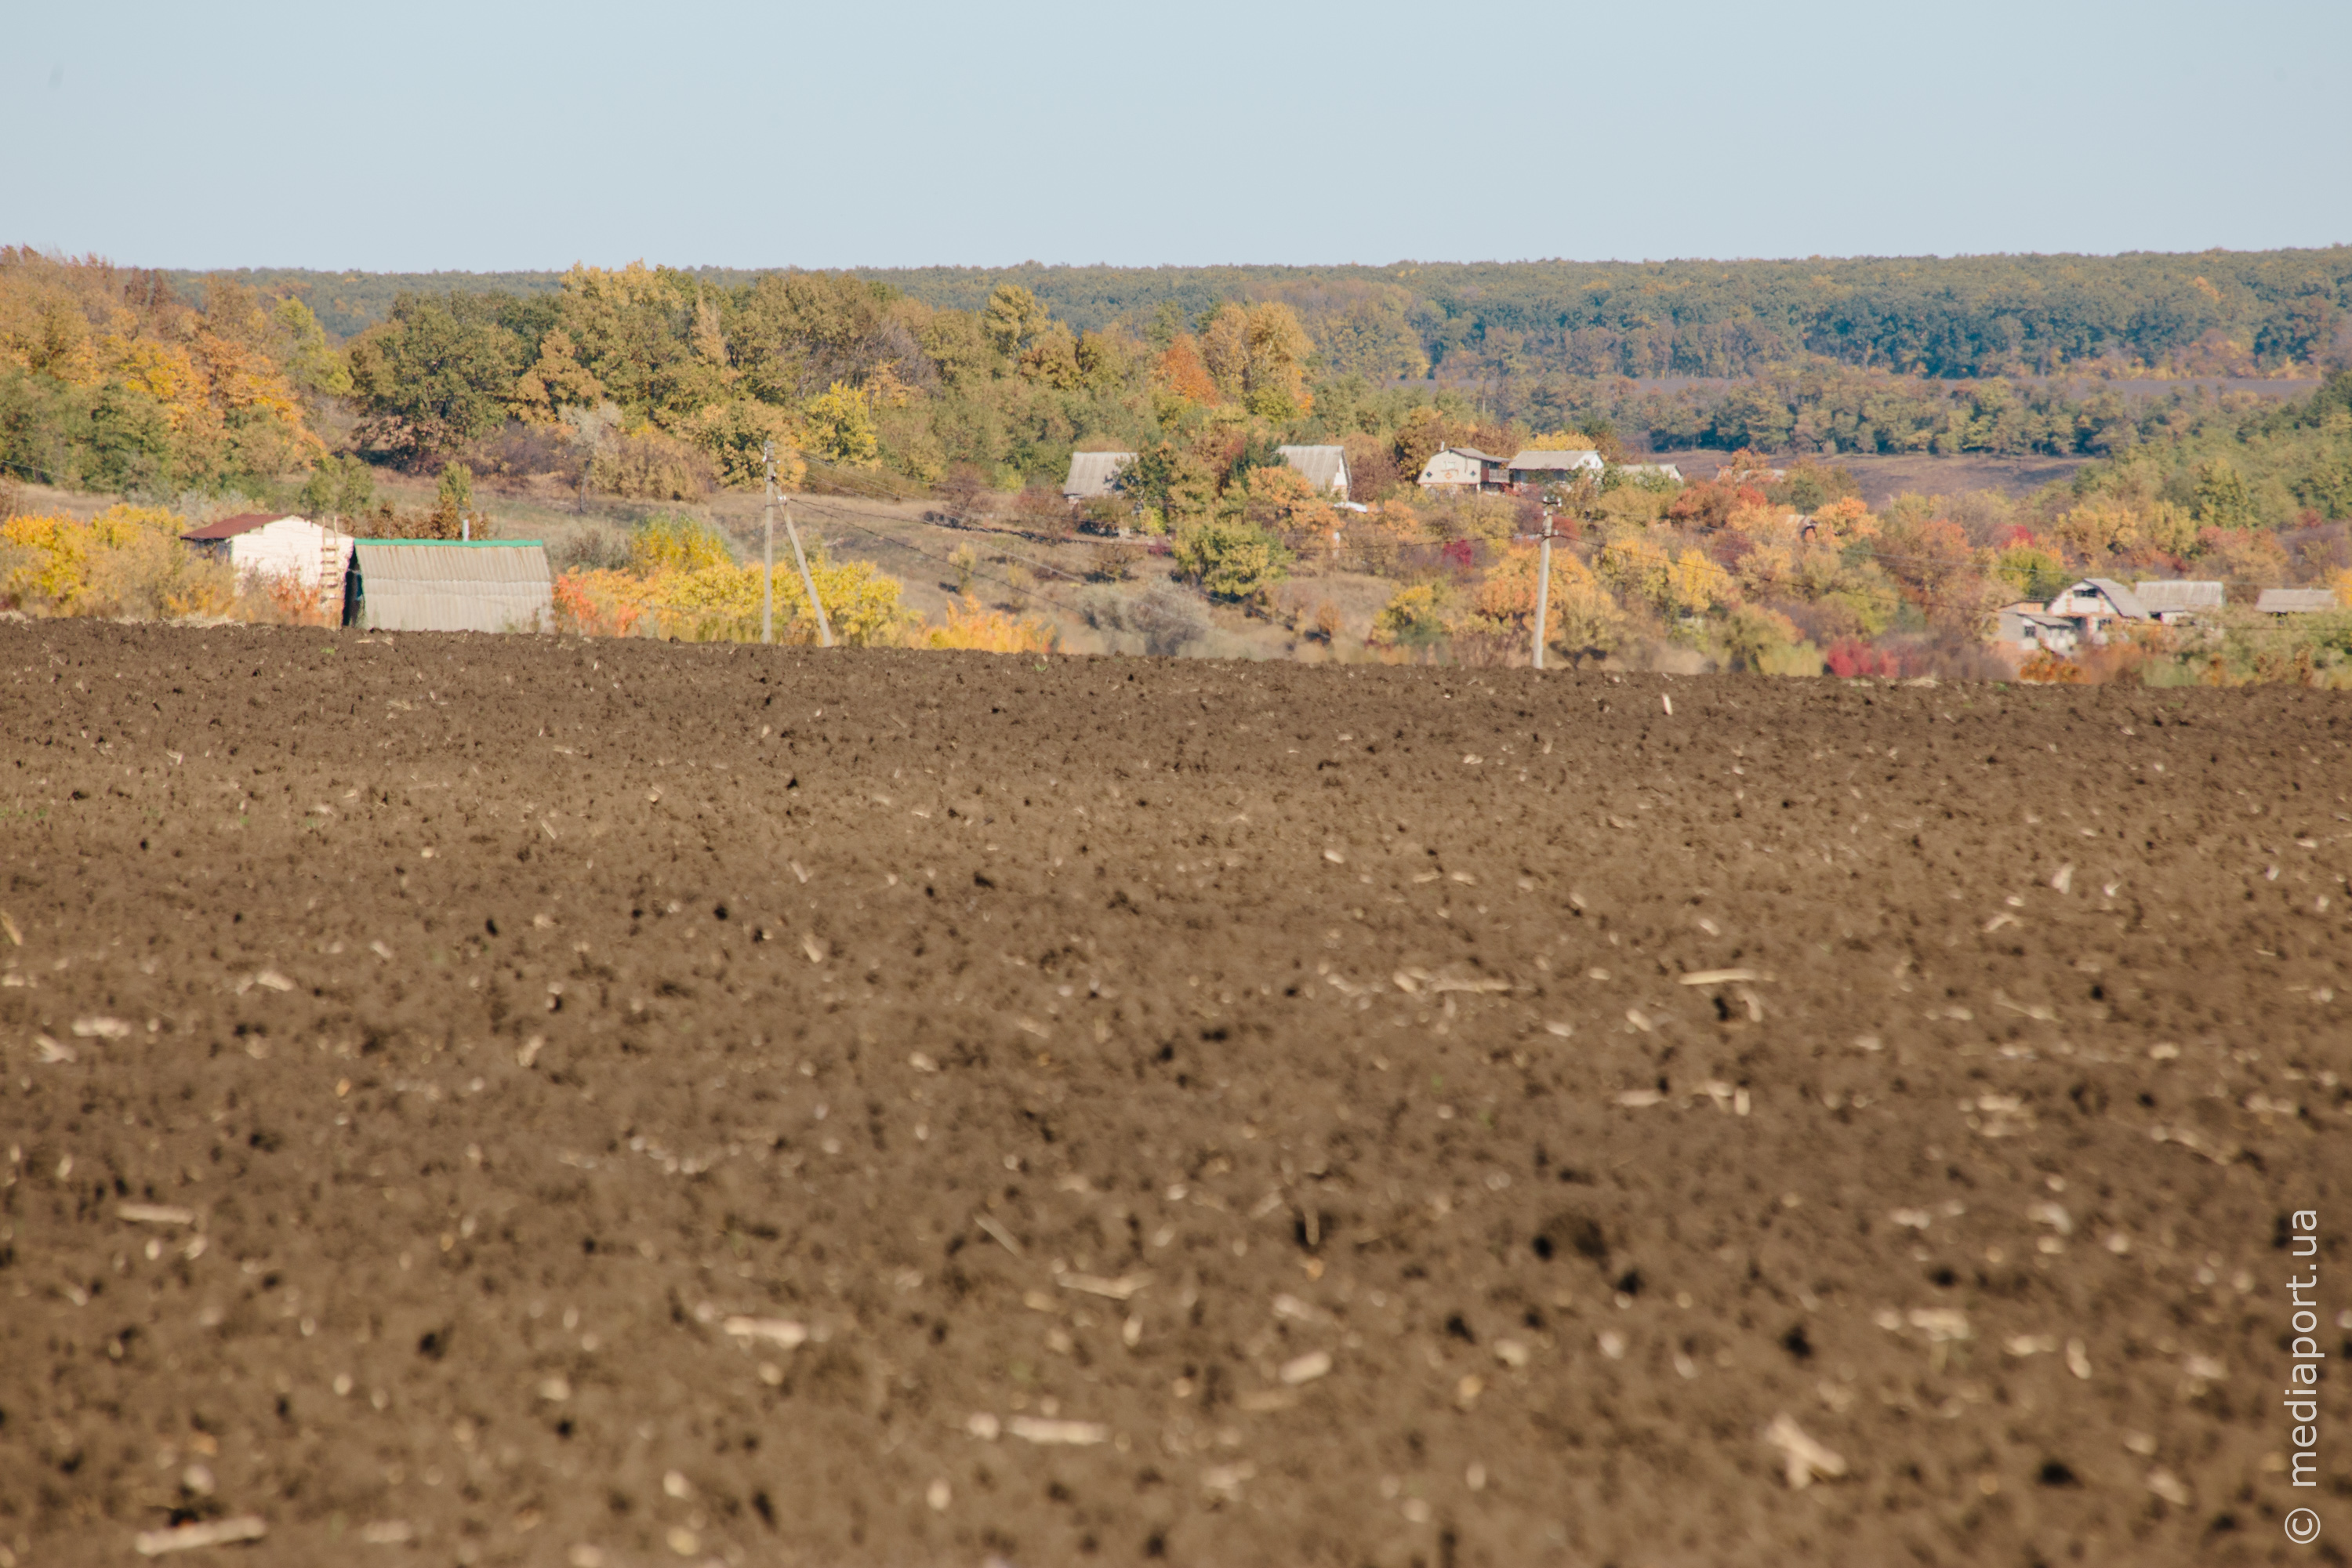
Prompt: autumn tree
<box><xmin>346</xmin><ymin>292</ymin><xmax>523</xmax><ymax>461</ymax></box>
<box><xmin>1174</xmin><ymin>516</ymin><xmax>1290</xmax><ymax>604</ymax></box>
<box><xmin>983</xmin><ymin>284</ymin><xmax>1051</xmax><ymax>360</ymax></box>
<box><xmin>1199</xmin><ymin>301</ymin><xmax>1315</xmax><ymax>419</ymax></box>
<box><xmin>1152</xmin><ymin>335</ymin><xmax>1220</xmax><ymax>408</ymax></box>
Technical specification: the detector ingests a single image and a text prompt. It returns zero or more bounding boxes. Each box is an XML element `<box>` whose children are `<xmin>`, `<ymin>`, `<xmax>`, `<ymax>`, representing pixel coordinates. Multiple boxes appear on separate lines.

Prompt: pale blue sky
<box><xmin>3</xmin><ymin>0</ymin><xmax>2346</xmax><ymax>270</ymax></box>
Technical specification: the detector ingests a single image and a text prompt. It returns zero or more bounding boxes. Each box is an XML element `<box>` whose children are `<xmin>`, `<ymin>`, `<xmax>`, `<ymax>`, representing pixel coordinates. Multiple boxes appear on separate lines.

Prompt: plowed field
<box><xmin>2</xmin><ymin>622</ymin><xmax>2347</xmax><ymax>1567</ymax></box>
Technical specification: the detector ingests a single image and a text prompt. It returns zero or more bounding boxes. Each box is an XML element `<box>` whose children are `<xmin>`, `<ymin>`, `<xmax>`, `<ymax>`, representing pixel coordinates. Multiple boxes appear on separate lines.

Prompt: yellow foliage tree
<box><xmin>510</xmin><ymin>327</ymin><xmax>605</xmax><ymax>423</ymax></box>
<box><xmin>1</xmin><ymin>506</ymin><xmax>238</xmax><ymax>619</ymax></box>
<box><xmin>803</xmin><ymin>381</ymin><xmax>880</xmax><ymax>466</ymax></box>
<box><xmin>1475</xmin><ymin>542</ymin><xmax>1626</xmax><ymax>661</ymax></box>
<box><xmin>910</xmin><ymin>595</ymin><xmax>1058</xmax><ymax>652</ymax></box>
<box><xmin>1599</xmin><ymin>532</ymin><xmax>1733</xmax><ymax>616</ymax></box>
<box><xmin>1809</xmin><ymin>496</ymin><xmax>1878</xmax><ymax>542</ymax></box>
<box><xmin>554</xmin><ymin>525</ymin><xmax>906</xmax><ymax>646</ymax></box>
<box><xmin>1198</xmin><ymin>302</ymin><xmax>1315</xmax><ymax>419</ymax></box>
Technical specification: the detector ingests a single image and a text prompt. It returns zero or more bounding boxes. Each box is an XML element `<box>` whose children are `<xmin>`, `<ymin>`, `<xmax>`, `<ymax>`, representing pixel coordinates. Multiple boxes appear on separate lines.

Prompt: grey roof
<box><xmin>2078</xmin><ymin>578</ymin><xmax>2149</xmax><ymax>619</ymax></box>
<box><xmin>1438</xmin><ymin>447</ymin><xmax>1504</xmax><ymax>465</ymax></box>
<box><xmin>1276</xmin><ymin>445</ymin><xmax>1349</xmax><ymax>496</ymax></box>
<box><xmin>346</xmin><ymin>541</ymin><xmax>553</xmax><ymax>633</ymax></box>
<box><xmin>2132</xmin><ymin>579</ymin><xmax>2226</xmax><ymax>612</ymax></box>
<box><xmin>1062</xmin><ymin>451</ymin><xmax>1134</xmax><ymax>501</ymax></box>
<box><xmin>1507</xmin><ymin>448</ymin><xmax>1602</xmax><ymax>470</ymax></box>
<box><xmin>2256</xmin><ymin>587</ymin><xmax>2340</xmax><ymax>614</ymax></box>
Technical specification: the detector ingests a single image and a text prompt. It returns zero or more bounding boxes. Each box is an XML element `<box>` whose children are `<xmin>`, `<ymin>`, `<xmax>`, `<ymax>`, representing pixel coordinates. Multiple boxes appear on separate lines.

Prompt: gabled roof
<box><xmin>1062</xmin><ymin>451</ymin><xmax>1134</xmax><ymax>501</ymax></box>
<box><xmin>1436</xmin><ymin>447</ymin><xmax>1504</xmax><ymax>465</ymax></box>
<box><xmin>1506</xmin><ymin>448</ymin><xmax>1602</xmax><ymax>470</ymax></box>
<box><xmin>1276</xmin><ymin>445</ymin><xmax>1348</xmax><ymax>494</ymax></box>
<box><xmin>180</xmin><ymin>512</ymin><xmax>303</xmax><ymax>542</ymax></box>
<box><xmin>2072</xmin><ymin>578</ymin><xmax>2149</xmax><ymax>619</ymax></box>
<box><xmin>2132</xmin><ymin>580</ymin><xmax>2226</xmax><ymax>612</ymax></box>
<box><xmin>2255</xmin><ymin>587</ymin><xmax>2340</xmax><ymax>614</ymax></box>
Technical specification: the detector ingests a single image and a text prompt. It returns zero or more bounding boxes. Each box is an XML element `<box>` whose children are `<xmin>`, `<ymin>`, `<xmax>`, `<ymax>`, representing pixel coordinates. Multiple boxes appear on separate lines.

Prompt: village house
<box><xmin>2255</xmin><ymin>587</ymin><xmax>2340</xmax><ymax>615</ymax></box>
<box><xmin>1613</xmin><ymin>462</ymin><xmax>1683</xmax><ymax>484</ymax></box>
<box><xmin>1276</xmin><ymin>445</ymin><xmax>1349</xmax><ymax>499</ymax></box>
<box><xmin>1062</xmin><ymin>451</ymin><xmax>1134</xmax><ymax>503</ymax></box>
<box><xmin>1505</xmin><ymin>448</ymin><xmax>1605</xmax><ymax>491</ymax></box>
<box><xmin>1417</xmin><ymin>447</ymin><xmax>1511</xmax><ymax>492</ymax></box>
<box><xmin>2044</xmin><ymin>578</ymin><xmax>2151</xmax><ymax>644</ymax></box>
<box><xmin>179</xmin><ymin>512</ymin><xmax>353</xmax><ymax>615</ymax></box>
<box><xmin>2132</xmin><ymin>579</ymin><xmax>2226</xmax><ymax>624</ymax></box>
<box><xmin>1996</xmin><ymin>601</ymin><xmax>2083</xmax><ymax>655</ymax></box>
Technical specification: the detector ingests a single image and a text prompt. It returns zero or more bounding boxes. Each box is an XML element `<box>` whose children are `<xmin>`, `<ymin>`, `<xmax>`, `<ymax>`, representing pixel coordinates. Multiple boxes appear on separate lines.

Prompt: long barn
<box><xmin>342</xmin><ymin>540</ymin><xmax>554</xmax><ymax>633</ymax></box>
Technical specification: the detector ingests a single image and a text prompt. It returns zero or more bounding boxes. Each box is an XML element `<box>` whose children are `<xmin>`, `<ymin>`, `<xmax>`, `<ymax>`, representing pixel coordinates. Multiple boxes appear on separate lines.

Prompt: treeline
<box><xmin>180</xmin><ymin>248</ymin><xmax>2352</xmax><ymax>381</ymax></box>
<box><xmin>0</xmin><ymin>249</ymin><xmax>344</xmax><ymax>493</ymax></box>
<box><xmin>10</xmin><ymin>249</ymin><xmax>2352</xmax><ymax>546</ymax></box>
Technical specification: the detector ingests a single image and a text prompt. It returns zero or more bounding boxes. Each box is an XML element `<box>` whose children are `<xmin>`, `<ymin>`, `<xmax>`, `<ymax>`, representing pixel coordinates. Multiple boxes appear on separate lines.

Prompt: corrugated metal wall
<box><xmin>345</xmin><ymin>542</ymin><xmax>554</xmax><ymax>633</ymax></box>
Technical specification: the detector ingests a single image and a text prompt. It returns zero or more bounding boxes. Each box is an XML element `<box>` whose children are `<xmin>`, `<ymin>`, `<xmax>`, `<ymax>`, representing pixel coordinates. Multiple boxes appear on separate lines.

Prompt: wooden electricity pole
<box><xmin>1531</xmin><ymin>512</ymin><xmax>1554</xmax><ymax>670</ymax></box>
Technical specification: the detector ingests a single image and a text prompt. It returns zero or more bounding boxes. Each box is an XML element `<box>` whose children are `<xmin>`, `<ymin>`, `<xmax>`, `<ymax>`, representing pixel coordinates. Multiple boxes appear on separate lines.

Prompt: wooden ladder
<box><xmin>318</xmin><ymin>528</ymin><xmax>345</xmax><ymax>621</ymax></box>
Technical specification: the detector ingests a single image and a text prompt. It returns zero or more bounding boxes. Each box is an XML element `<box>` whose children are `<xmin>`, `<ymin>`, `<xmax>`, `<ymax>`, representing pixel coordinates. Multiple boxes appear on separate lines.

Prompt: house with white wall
<box><xmin>1417</xmin><ymin>448</ymin><xmax>1509</xmax><ymax>492</ymax></box>
<box><xmin>180</xmin><ymin>513</ymin><xmax>354</xmax><ymax>614</ymax></box>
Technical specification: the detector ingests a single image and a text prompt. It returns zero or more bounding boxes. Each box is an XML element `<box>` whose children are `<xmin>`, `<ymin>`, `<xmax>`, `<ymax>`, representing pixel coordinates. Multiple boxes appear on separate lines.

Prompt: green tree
<box><xmin>437</xmin><ymin>462</ymin><xmax>476</xmax><ymax>513</ymax></box>
<box><xmin>1116</xmin><ymin>441</ymin><xmax>1218</xmax><ymax>527</ymax></box>
<box><xmin>1173</xmin><ymin>517</ymin><xmax>1288</xmax><ymax>604</ymax></box>
<box><xmin>346</xmin><ymin>292</ymin><xmax>523</xmax><ymax>460</ymax></box>
<box><xmin>2192</xmin><ymin>459</ymin><xmax>2255</xmax><ymax>529</ymax></box>
<box><xmin>983</xmin><ymin>284</ymin><xmax>1051</xmax><ymax>359</ymax></box>
<box><xmin>270</xmin><ymin>298</ymin><xmax>350</xmax><ymax>401</ymax></box>
<box><xmin>299</xmin><ymin>455</ymin><xmax>377</xmax><ymax>519</ymax></box>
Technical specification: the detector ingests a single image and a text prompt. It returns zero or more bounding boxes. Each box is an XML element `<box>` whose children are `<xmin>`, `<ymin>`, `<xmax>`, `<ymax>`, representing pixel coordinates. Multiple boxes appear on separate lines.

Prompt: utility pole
<box><xmin>761</xmin><ymin>441</ymin><xmax>776</xmax><ymax>644</ymax></box>
<box><xmin>1531</xmin><ymin>511</ymin><xmax>1553</xmax><ymax>671</ymax></box>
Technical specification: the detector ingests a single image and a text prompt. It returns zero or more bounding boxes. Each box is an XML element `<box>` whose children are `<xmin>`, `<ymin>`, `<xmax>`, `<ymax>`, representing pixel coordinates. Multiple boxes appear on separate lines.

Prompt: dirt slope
<box><xmin>2</xmin><ymin>622</ymin><xmax>2347</xmax><ymax>1567</ymax></box>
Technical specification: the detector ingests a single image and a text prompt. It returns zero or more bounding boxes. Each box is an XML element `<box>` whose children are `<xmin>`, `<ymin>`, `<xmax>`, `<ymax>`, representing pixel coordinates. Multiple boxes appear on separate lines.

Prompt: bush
<box><xmin>1172</xmin><ymin>517</ymin><xmax>1289</xmax><ymax>604</ymax></box>
<box><xmin>589</xmin><ymin>426</ymin><xmax>715</xmax><ymax>500</ymax></box>
<box><xmin>1367</xmin><ymin>581</ymin><xmax>1456</xmax><ymax>648</ymax></box>
<box><xmin>935</xmin><ymin>464</ymin><xmax>990</xmax><ymax>525</ymax></box>
<box><xmin>913</xmin><ymin>594</ymin><xmax>1058</xmax><ymax>653</ymax></box>
<box><xmin>1014</xmin><ymin>483</ymin><xmax>1073</xmax><ymax>539</ymax></box>
<box><xmin>1089</xmin><ymin>539</ymin><xmax>1141</xmax><ymax>582</ymax></box>
<box><xmin>1083</xmin><ymin>583</ymin><xmax>1208</xmax><ymax>656</ymax></box>
<box><xmin>1</xmin><ymin>506</ymin><xmax>238</xmax><ymax>619</ymax></box>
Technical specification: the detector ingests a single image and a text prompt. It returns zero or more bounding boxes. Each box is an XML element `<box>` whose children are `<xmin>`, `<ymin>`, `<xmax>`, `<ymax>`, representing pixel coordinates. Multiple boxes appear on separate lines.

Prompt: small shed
<box><xmin>1276</xmin><ymin>445</ymin><xmax>1350</xmax><ymax>499</ymax></box>
<box><xmin>1063</xmin><ymin>452</ymin><xmax>1135</xmax><ymax>503</ymax></box>
<box><xmin>180</xmin><ymin>512</ymin><xmax>353</xmax><ymax>612</ymax></box>
<box><xmin>343</xmin><ymin>540</ymin><xmax>554</xmax><ymax>633</ymax></box>
<box><xmin>1506</xmin><ymin>449</ymin><xmax>1605</xmax><ymax>489</ymax></box>
<box><xmin>2132</xmin><ymin>580</ymin><xmax>2226</xmax><ymax>622</ymax></box>
<box><xmin>1417</xmin><ymin>448</ymin><xmax>1509</xmax><ymax>492</ymax></box>
<box><xmin>2255</xmin><ymin>587</ymin><xmax>2340</xmax><ymax>615</ymax></box>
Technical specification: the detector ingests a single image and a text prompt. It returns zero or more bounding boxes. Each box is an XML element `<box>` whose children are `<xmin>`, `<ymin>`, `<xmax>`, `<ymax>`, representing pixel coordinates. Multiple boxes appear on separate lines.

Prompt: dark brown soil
<box><xmin>3</xmin><ymin>622</ymin><xmax>2348</xmax><ymax>1567</ymax></box>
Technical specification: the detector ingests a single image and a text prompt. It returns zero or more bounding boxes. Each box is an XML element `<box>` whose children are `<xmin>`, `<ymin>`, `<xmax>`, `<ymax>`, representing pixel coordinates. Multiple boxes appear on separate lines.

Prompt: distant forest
<box><xmin>172</xmin><ymin>250</ymin><xmax>2351</xmax><ymax>383</ymax></box>
<box><xmin>7</xmin><ymin>244</ymin><xmax>2348</xmax><ymax>528</ymax></box>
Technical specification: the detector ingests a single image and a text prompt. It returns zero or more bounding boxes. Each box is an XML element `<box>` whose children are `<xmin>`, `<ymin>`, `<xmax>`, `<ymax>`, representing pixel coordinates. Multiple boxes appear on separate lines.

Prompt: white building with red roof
<box><xmin>179</xmin><ymin>513</ymin><xmax>353</xmax><ymax>612</ymax></box>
